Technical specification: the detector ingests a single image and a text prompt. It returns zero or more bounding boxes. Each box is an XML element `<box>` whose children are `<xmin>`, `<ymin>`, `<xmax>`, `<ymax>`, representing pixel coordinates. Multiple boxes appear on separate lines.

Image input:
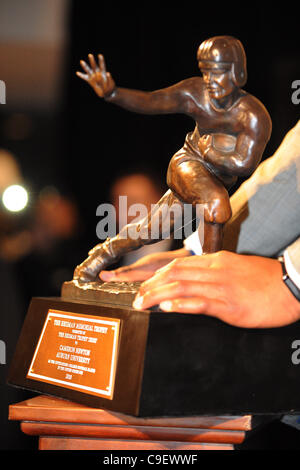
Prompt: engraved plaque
<box><xmin>26</xmin><ymin>309</ymin><xmax>120</xmax><ymax>400</ymax></box>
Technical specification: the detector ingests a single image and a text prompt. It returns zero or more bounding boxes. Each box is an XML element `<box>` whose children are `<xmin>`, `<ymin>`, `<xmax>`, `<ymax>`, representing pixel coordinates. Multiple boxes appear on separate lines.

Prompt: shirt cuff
<box><xmin>283</xmin><ymin>249</ymin><xmax>300</xmax><ymax>290</ymax></box>
<box><xmin>183</xmin><ymin>231</ymin><xmax>203</xmax><ymax>255</ymax></box>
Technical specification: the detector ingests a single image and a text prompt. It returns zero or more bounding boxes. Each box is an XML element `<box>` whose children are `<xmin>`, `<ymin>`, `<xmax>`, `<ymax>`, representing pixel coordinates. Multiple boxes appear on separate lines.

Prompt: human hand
<box><xmin>132</xmin><ymin>251</ymin><xmax>300</xmax><ymax>328</ymax></box>
<box><xmin>99</xmin><ymin>248</ymin><xmax>190</xmax><ymax>282</ymax></box>
<box><xmin>76</xmin><ymin>53</ymin><xmax>115</xmax><ymax>98</ymax></box>
<box><xmin>198</xmin><ymin>134</ymin><xmax>212</xmax><ymax>158</ymax></box>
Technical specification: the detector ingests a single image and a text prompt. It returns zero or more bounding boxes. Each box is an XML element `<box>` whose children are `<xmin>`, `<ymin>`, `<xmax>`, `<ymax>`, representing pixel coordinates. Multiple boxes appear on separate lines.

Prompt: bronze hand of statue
<box><xmin>76</xmin><ymin>53</ymin><xmax>116</xmax><ymax>98</ymax></box>
<box><xmin>198</xmin><ymin>134</ymin><xmax>213</xmax><ymax>159</ymax></box>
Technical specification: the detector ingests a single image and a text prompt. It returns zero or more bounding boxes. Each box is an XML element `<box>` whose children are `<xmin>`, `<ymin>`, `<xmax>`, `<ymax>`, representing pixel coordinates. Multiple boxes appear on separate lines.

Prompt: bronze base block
<box><xmin>61</xmin><ymin>279</ymin><xmax>141</xmax><ymax>307</ymax></box>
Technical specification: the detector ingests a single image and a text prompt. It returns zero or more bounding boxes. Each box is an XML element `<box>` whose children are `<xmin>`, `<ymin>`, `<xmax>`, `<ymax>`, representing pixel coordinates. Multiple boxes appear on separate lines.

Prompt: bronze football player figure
<box><xmin>74</xmin><ymin>36</ymin><xmax>272</xmax><ymax>282</ymax></box>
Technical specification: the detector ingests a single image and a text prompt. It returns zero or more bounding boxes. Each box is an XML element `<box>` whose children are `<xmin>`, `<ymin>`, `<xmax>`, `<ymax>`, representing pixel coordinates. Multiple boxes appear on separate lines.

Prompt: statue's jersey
<box><xmin>171</xmin><ymin>77</ymin><xmax>271</xmax><ymax>188</ymax></box>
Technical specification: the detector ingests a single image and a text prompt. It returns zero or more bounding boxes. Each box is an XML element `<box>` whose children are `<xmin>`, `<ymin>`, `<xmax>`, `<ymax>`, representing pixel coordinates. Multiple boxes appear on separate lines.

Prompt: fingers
<box><xmin>79</xmin><ymin>59</ymin><xmax>92</xmax><ymax>74</ymax></box>
<box><xmin>99</xmin><ymin>253</ymin><xmax>178</xmax><ymax>283</ymax></box>
<box><xmin>76</xmin><ymin>71</ymin><xmax>89</xmax><ymax>81</ymax></box>
<box><xmin>98</xmin><ymin>54</ymin><xmax>107</xmax><ymax>74</ymax></box>
<box><xmin>100</xmin><ymin>257</ymin><xmax>158</xmax><ymax>281</ymax></box>
<box><xmin>159</xmin><ymin>296</ymin><xmax>229</xmax><ymax>319</ymax></box>
<box><xmin>98</xmin><ymin>54</ymin><xmax>110</xmax><ymax>90</ymax></box>
<box><xmin>77</xmin><ymin>53</ymin><xmax>116</xmax><ymax>99</ymax></box>
<box><xmin>100</xmin><ymin>270</ymin><xmax>120</xmax><ymax>281</ymax></box>
<box><xmin>78</xmin><ymin>54</ymin><xmax>105</xmax><ymax>78</ymax></box>
<box><xmin>201</xmin><ymin>134</ymin><xmax>212</xmax><ymax>142</ymax></box>
<box><xmin>100</xmin><ymin>266</ymin><xmax>151</xmax><ymax>282</ymax></box>
<box><xmin>133</xmin><ymin>280</ymin><xmax>226</xmax><ymax>311</ymax></box>
<box><xmin>165</xmin><ymin>254</ymin><xmax>214</xmax><ymax>268</ymax></box>
<box><xmin>140</xmin><ymin>265</ymin><xmax>223</xmax><ymax>295</ymax></box>
<box><xmin>138</xmin><ymin>256</ymin><xmax>223</xmax><ymax>295</ymax></box>
<box><xmin>88</xmin><ymin>53</ymin><xmax>99</xmax><ymax>72</ymax></box>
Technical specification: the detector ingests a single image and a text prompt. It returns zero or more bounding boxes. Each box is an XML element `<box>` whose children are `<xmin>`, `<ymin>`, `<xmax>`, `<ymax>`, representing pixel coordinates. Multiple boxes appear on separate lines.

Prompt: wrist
<box><xmin>278</xmin><ymin>256</ymin><xmax>300</xmax><ymax>303</ymax></box>
<box><xmin>104</xmin><ymin>86</ymin><xmax>117</xmax><ymax>100</ymax></box>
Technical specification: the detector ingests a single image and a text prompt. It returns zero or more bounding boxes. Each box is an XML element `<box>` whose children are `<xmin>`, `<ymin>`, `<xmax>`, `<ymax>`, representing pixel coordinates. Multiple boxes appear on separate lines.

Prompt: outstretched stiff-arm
<box><xmin>77</xmin><ymin>53</ymin><xmax>196</xmax><ymax>115</ymax></box>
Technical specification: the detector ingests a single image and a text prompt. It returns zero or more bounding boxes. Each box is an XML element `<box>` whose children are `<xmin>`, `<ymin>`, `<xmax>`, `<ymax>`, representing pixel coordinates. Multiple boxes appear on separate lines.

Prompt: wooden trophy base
<box><xmin>9</xmin><ymin>394</ymin><xmax>270</xmax><ymax>450</ymax></box>
<box><xmin>7</xmin><ymin>280</ymin><xmax>300</xmax><ymax>417</ymax></box>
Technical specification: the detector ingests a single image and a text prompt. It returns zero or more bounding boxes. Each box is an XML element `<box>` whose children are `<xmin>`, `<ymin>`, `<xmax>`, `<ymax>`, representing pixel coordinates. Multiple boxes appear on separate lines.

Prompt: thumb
<box><xmin>100</xmin><ymin>264</ymin><xmax>153</xmax><ymax>282</ymax></box>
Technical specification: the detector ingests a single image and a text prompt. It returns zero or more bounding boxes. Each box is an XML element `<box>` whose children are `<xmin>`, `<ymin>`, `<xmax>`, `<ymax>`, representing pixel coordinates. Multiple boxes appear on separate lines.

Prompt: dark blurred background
<box><xmin>0</xmin><ymin>1</ymin><xmax>299</xmax><ymax>449</ymax></box>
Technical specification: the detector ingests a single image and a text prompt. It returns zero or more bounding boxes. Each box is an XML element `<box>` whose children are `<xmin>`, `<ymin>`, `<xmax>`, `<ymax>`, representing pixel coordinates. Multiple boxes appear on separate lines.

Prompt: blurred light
<box><xmin>2</xmin><ymin>184</ymin><xmax>28</xmax><ymax>212</ymax></box>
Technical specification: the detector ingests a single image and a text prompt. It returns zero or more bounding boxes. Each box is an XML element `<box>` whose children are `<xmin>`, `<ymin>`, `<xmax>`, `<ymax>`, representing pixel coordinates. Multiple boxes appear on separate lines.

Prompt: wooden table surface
<box><xmin>9</xmin><ymin>394</ymin><xmax>256</xmax><ymax>450</ymax></box>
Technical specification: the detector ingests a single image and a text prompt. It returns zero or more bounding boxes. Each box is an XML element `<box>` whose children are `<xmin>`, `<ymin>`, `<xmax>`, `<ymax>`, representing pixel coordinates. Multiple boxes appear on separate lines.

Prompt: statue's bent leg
<box><xmin>167</xmin><ymin>156</ymin><xmax>232</xmax><ymax>254</ymax></box>
<box><xmin>74</xmin><ymin>190</ymin><xmax>185</xmax><ymax>282</ymax></box>
<box><xmin>200</xmin><ymin>191</ymin><xmax>232</xmax><ymax>253</ymax></box>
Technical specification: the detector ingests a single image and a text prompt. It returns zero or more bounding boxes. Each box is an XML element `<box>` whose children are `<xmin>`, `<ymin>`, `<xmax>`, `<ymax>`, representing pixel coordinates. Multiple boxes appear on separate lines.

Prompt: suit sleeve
<box><xmin>223</xmin><ymin>120</ymin><xmax>300</xmax><ymax>256</ymax></box>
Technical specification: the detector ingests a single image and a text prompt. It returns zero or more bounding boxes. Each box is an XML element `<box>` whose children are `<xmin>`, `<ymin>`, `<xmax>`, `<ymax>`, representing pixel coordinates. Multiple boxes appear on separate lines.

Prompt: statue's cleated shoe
<box><xmin>73</xmin><ymin>238</ymin><xmax>119</xmax><ymax>282</ymax></box>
